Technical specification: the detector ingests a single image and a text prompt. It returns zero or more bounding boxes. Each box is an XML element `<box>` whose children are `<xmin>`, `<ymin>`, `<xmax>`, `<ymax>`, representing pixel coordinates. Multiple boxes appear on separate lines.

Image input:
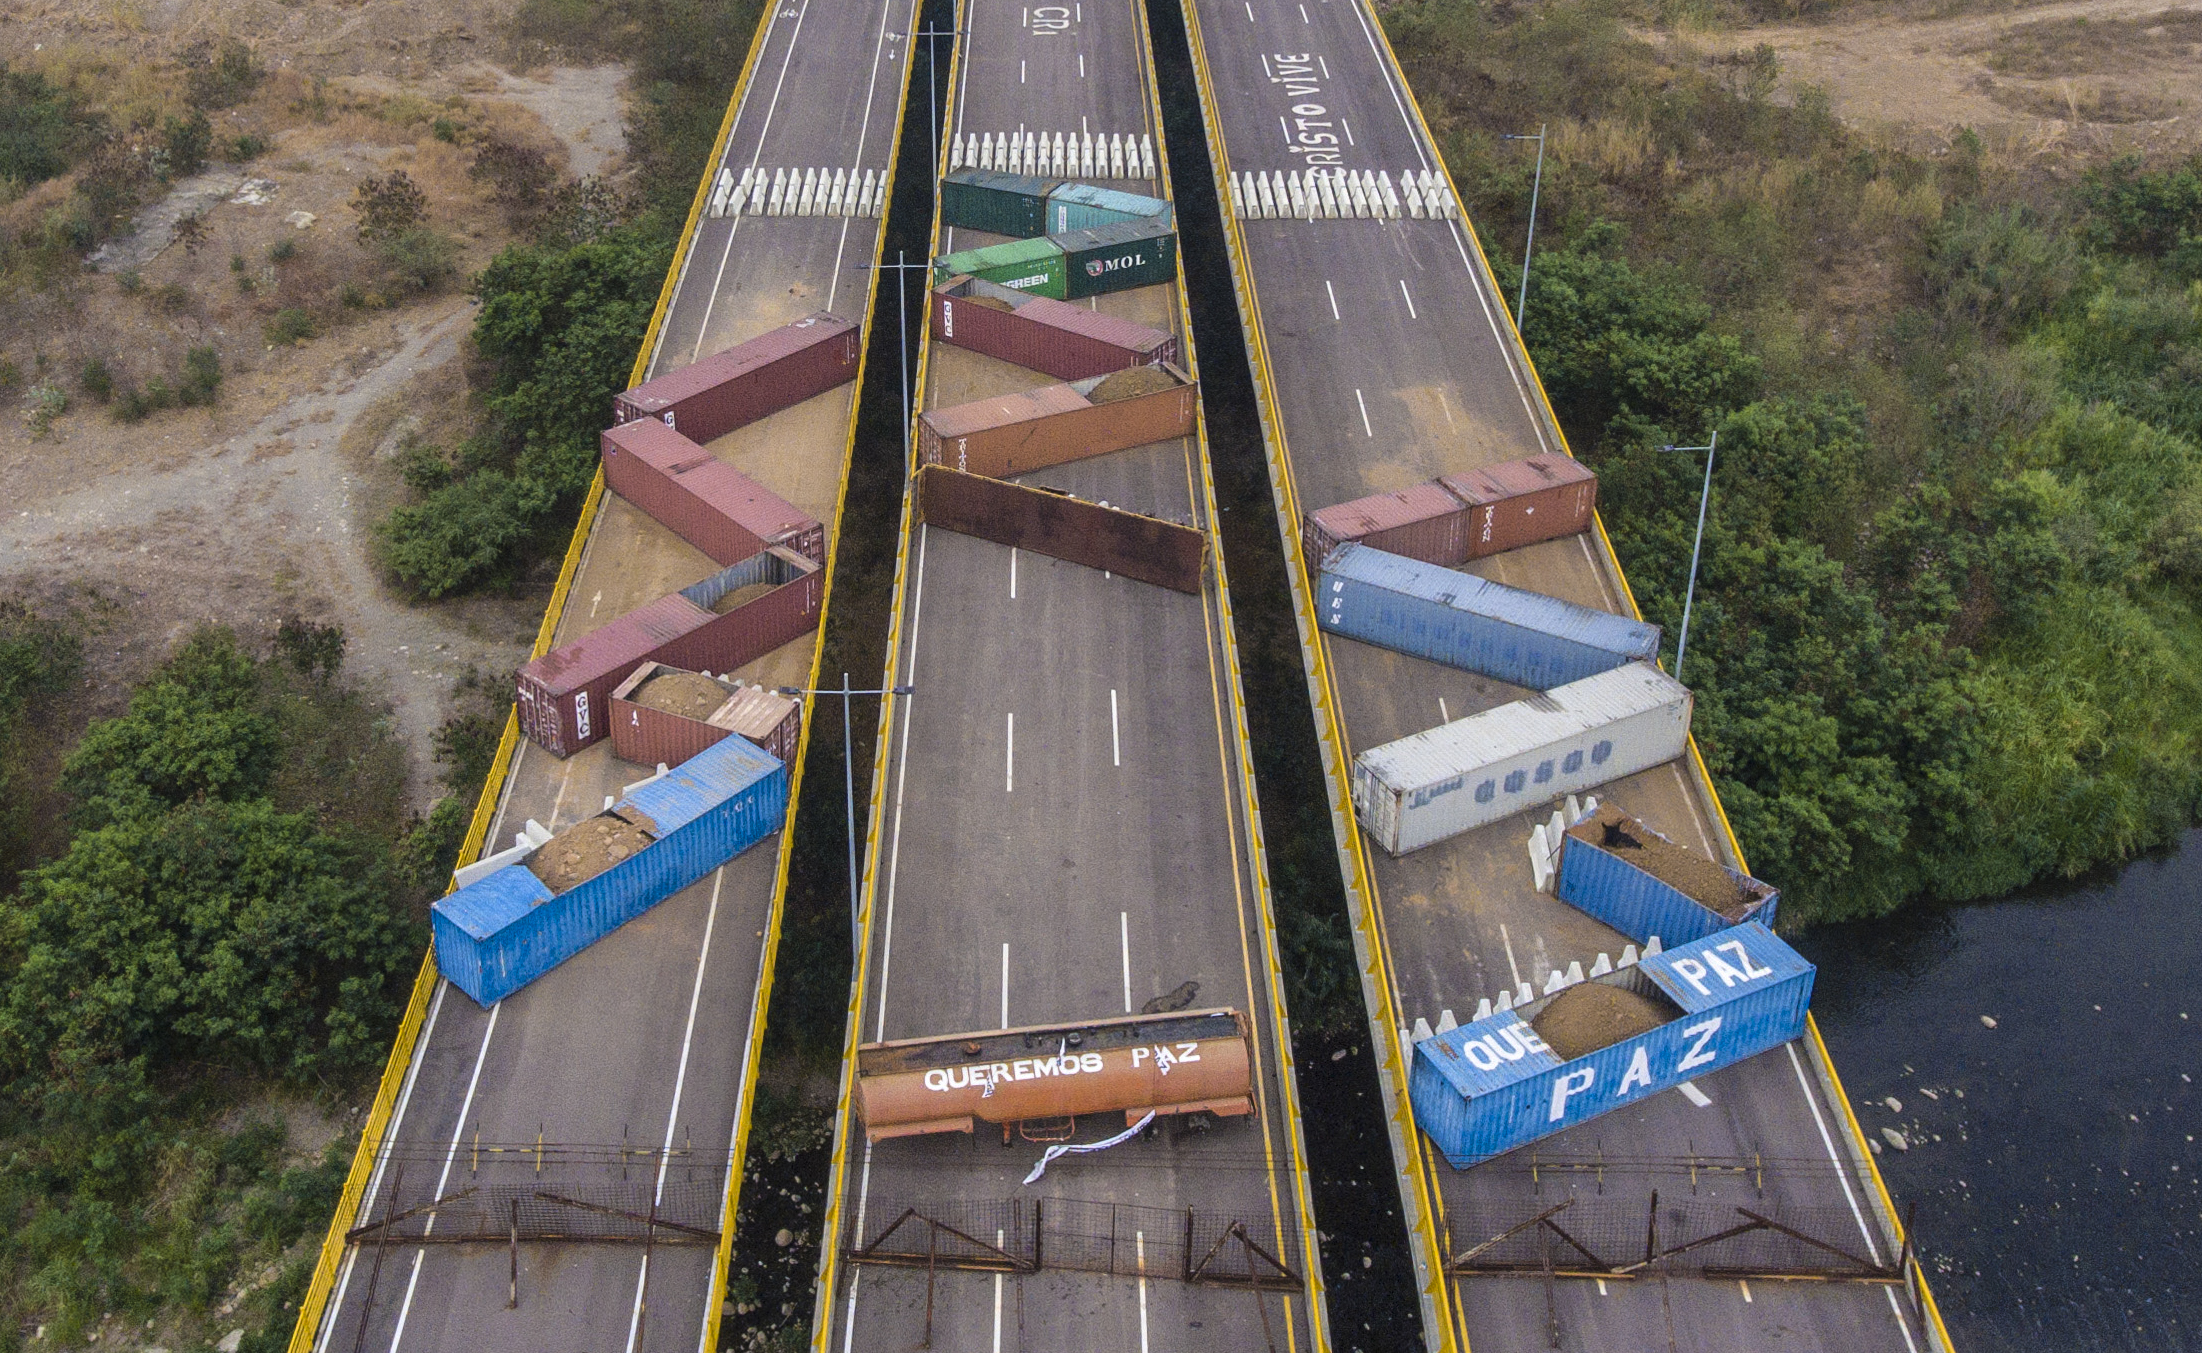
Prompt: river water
<box><xmin>1795</xmin><ymin>832</ymin><xmax>2202</xmax><ymax>1352</ymax></box>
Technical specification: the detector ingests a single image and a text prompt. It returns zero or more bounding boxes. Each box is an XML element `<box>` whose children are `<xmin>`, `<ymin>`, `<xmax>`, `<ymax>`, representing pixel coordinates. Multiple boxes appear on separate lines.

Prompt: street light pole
<box><xmin>1657</xmin><ymin>432</ymin><xmax>1718</xmax><ymax>684</ymax></box>
<box><xmin>780</xmin><ymin>681</ymin><xmax>916</xmax><ymax>952</ymax></box>
<box><xmin>1501</xmin><ymin>125</ymin><xmax>1546</xmax><ymax>325</ymax></box>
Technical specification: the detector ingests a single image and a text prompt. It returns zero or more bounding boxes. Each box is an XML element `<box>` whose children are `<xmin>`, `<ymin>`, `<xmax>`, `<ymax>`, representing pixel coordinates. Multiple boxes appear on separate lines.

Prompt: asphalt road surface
<box><xmin>810</xmin><ymin>1</ymin><xmax>1327</xmax><ymax>1349</ymax></box>
<box><xmin>1177</xmin><ymin>1</ymin><xmax>1937</xmax><ymax>1350</ymax></box>
<box><xmin>307</xmin><ymin>3</ymin><xmax>919</xmax><ymax>1350</ymax></box>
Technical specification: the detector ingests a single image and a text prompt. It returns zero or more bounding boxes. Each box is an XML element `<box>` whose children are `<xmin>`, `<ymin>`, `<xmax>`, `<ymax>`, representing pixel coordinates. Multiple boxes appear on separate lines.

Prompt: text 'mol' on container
<box><xmin>1351</xmin><ymin>661</ymin><xmax>1692</xmax><ymax>856</ymax></box>
<box><xmin>1409</xmin><ymin>921</ymin><xmax>1813</xmax><ymax>1168</ymax></box>
<box><xmin>1318</xmin><ymin>543</ymin><xmax>1660</xmax><ymax>691</ymax></box>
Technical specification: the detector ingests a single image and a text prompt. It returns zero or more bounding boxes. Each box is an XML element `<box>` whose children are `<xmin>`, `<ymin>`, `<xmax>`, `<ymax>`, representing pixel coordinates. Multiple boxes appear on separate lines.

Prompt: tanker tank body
<box><xmin>809</xmin><ymin>3</ymin><xmax>1327</xmax><ymax>1349</ymax></box>
<box><xmin>1173</xmin><ymin>2</ymin><xmax>1951</xmax><ymax>1351</ymax></box>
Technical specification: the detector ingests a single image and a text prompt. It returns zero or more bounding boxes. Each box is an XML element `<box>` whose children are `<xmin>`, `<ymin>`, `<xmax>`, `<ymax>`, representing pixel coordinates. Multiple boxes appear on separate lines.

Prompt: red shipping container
<box><xmin>1438</xmin><ymin>453</ymin><xmax>1598</xmax><ymax>559</ymax></box>
<box><xmin>917</xmin><ymin>366</ymin><xmax>1197</xmax><ymax>478</ymax></box>
<box><xmin>517</xmin><ymin>548</ymin><xmax>824</xmax><ymax>757</ymax></box>
<box><xmin>932</xmin><ymin>276</ymin><xmax>1176</xmax><ymax>380</ymax></box>
<box><xmin>611</xmin><ymin>312</ymin><xmax>860</xmax><ymax>444</ymax></box>
<box><xmin>600</xmin><ymin>419</ymin><xmax>826</xmax><ymax>564</ymax></box>
<box><xmin>1303</xmin><ymin>481</ymin><xmax>1472</xmax><ymax>566</ymax></box>
<box><xmin>608</xmin><ymin>663</ymin><xmax>802</xmax><ymax>767</ymax></box>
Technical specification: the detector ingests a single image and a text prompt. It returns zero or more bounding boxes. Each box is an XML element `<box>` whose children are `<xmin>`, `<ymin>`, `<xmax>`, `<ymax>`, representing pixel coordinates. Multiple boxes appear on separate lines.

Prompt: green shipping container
<box><xmin>931</xmin><ymin>235</ymin><xmax>1070</xmax><ymax>298</ymax></box>
<box><xmin>941</xmin><ymin>170</ymin><xmax>1061</xmax><ymax>239</ymax></box>
<box><xmin>1046</xmin><ymin>184</ymin><xmax>1176</xmax><ymax>234</ymax></box>
<box><xmin>1057</xmin><ymin>220</ymin><xmax>1179</xmax><ymax>299</ymax></box>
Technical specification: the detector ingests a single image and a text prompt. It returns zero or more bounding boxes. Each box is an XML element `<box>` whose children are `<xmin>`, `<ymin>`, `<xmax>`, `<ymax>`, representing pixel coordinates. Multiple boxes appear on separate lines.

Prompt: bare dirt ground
<box><xmin>2</xmin><ymin>0</ymin><xmax>633</xmax><ymax>806</ymax></box>
<box><xmin>1692</xmin><ymin>0</ymin><xmax>2202</xmax><ymax>149</ymax></box>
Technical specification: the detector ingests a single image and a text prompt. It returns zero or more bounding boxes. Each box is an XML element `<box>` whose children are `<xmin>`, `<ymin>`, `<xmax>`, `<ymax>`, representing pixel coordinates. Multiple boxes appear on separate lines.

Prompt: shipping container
<box><xmin>1057</xmin><ymin>219</ymin><xmax>1178</xmax><ymax>299</ymax></box>
<box><xmin>918</xmin><ymin>364</ymin><xmax>1197</xmax><ymax>478</ymax></box>
<box><xmin>609</xmin><ymin>661</ymin><xmax>801</xmax><ymax>767</ymax></box>
<box><xmin>940</xmin><ymin>169</ymin><xmax>1061</xmax><ymax>237</ymax></box>
<box><xmin>1409</xmin><ymin>921</ymin><xmax>1813</xmax><ymax>1167</ymax></box>
<box><xmin>1352</xmin><ymin>662</ymin><xmax>1692</xmax><ymax>856</ymax></box>
<box><xmin>610</xmin><ymin>312</ymin><xmax>860</xmax><ymax>444</ymax></box>
<box><xmin>433</xmin><ymin>735</ymin><xmax>788</xmax><ymax>1005</ymax></box>
<box><xmin>1045</xmin><ymin>182</ymin><xmax>1174</xmax><ymax>233</ymax></box>
<box><xmin>931</xmin><ymin>275</ymin><xmax>1177</xmax><ymax>380</ymax></box>
<box><xmin>856</xmin><ymin>1008</ymin><xmax>1254</xmax><ymax>1141</ymax></box>
<box><xmin>516</xmin><ymin>548</ymin><xmax>823</xmax><ymax>757</ymax></box>
<box><xmin>1558</xmin><ymin>802</ymin><xmax>1778</xmax><ymax>944</ymax></box>
<box><xmin>932</xmin><ymin>235</ymin><xmax>1067</xmax><ymax>297</ymax></box>
<box><xmin>1304</xmin><ymin>481</ymin><xmax>1472</xmax><ymax>565</ymax></box>
<box><xmin>600</xmin><ymin>418</ymin><xmax>825</xmax><ymax>565</ymax></box>
<box><xmin>1439</xmin><ymin>453</ymin><xmax>1599</xmax><ymax>560</ymax></box>
<box><xmin>1317</xmin><ymin>543</ymin><xmax>1661</xmax><ymax>690</ymax></box>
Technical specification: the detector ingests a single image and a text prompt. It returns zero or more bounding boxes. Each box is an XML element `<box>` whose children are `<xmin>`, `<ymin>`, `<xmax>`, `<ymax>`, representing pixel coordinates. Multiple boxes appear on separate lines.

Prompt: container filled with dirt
<box><xmin>1088</xmin><ymin>365</ymin><xmax>1178</xmax><ymax>403</ymax></box>
<box><xmin>1565</xmin><ymin>801</ymin><xmax>1770</xmax><ymax>922</ymax></box>
<box><xmin>1529</xmin><ymin>980</ymin><xmax>1678</xmax><ymax>1060</ymax></box>
<box><xmin>631</xmin><ymin>669</ymin><xmax>737</xmax><ymax>719</ymax></box>
<box><xmin>525</xmin><ymin>811</ymin><xmax>658</xmax><ymax>894</ymax></box>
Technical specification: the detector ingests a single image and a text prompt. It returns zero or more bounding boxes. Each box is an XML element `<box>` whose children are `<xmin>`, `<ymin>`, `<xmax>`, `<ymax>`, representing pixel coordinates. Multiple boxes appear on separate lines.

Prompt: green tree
<box><xmin>60</xmin><ymin>628</ymin><xmax>276</xmax><ymax>826</ymax></box>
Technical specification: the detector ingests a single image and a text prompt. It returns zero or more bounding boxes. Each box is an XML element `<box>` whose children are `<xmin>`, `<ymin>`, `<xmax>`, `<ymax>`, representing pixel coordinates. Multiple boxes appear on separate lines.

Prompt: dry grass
<box><xmin>1975</xmin><ymin>5</ymin><xmax>2202</xmax><ymax>72</ymax></box>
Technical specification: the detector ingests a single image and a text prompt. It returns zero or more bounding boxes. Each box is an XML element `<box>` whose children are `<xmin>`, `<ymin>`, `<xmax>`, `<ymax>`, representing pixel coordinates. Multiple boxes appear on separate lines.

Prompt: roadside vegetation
<box><xmin>1388</xmin><ymin>0</ymin><xmax>2202</xmax><ymax>922</ymax></box>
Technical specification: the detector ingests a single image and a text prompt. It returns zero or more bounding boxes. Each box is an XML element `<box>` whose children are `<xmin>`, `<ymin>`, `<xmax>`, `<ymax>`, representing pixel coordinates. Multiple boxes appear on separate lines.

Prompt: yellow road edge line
<box><xmin>1173</xmin><ymin>2</ymin><xmax>1459</xmax><ymax>1347</ymax></box>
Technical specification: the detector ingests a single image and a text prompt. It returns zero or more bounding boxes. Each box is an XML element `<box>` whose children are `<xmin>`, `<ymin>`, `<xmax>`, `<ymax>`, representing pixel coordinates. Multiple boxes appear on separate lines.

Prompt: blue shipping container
<box><xmin>1409</xmin><ymin>922</ymin><xmax>1813</xmax><ymax>1167</ymax></box>
<box><xmin>1558</xmin><ymin>808</ymin><xmax>1779</xmax><ymax>945</ymax></box>
<box><xmin>1318</xmin><ymin>543</ymin><xmax>1660</xmax><ymax>690</ymax></box>
<box><xmin>433</xmin><ymin>735</ymin><xmax>787</xmax><ymax>1005</ymax></box>
<box><xmin>1046</xmin><ymin>183</ymin><xmax>1175</xmax><ymax>233</ymax></box>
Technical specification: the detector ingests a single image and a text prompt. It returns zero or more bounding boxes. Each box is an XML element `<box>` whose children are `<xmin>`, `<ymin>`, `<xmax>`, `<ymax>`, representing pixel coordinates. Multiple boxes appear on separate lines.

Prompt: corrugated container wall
<box><xmin>432</xmin><ymin>736</ymin><xmax>788</xmax><ymax>1005</ymax></box>
<box><xmin>917</xmin><ymin>366</ymin><xmax>1198</xmax><ymax>479</ymax></box>
<box><xmin>940</xmin><ymin>170</ymin><xmax>1060</xmax><ymax>238</ymax></box>
<box><xmin>931</xmin><ymin>277</ymin><xmax>1176</xmax><ymax>380</ymax></box>
<box><xmin>1409</xmin><ymin>922</ymin><xmax>1813</xmax><ymax>1167</ymax></box>
<box><xmin>599</xmin><ymin>418</ymin><xmax>825</xmax><ymax>565</ymax></box>
<box><xmin>1439</xmin><ymin>453</ymin><xmax>1599</xmax><ymax>560</ymax></box>
<box><xmin>1558</xmin><ymin>811</ymin><xmax>1779</xmax><ymax>945</ymax></box>
<box><xmin>1317</xmin><ymin>544</ymin><xmax>1661</xmax><ymax>690</ymax></box>
<box><xmin>610</xmin><ymin>312</ymin><xmax>859</xmax><ymax>445</ymax></box>
<box><xmin>932</xmin><ymin>236</ymin><xmax>1067</xmax><ymax>297</ymax></box>
<box><xmin>1303</xmin><ymin>482</ymin><xmax>1471</xmax><ymax>565</ymax></box>
<box><xmin>1057</xmin><ymin>220</ymin><xmax>1178</xmax><ymax>299</ymax></box>
<box><xmin>1352</xmin><ymin>662</ymin><xmax>1693</xmax><ymax>856</ymax></box>
<box><xmin>1045</xmin><ymin>183</ymin><xmax>1174</xmax><ymax>233</ymax></box>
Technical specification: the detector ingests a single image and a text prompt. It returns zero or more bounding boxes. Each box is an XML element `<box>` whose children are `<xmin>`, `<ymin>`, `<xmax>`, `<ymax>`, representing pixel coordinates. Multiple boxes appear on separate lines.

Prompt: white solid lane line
<box><xmin>1011</xmin><ymin>546</ymin><xmax>1018</xmax><ymax>598</ymax></box>
<box><xmin>872</xmin><ymin>522</ymin><xmax>930</xmax><ymax>1041</ymax></box>
<box><xmin>1121</xmin><ymin>911</ymin><xmax>1133</xmax><ymax>1012</ymax></box>
<box><xmin>1355</xmin><ymin>388</ymin><xmax>1373</xmax><ymax>437</ymax></box>
<box><xmin>1001</xmin><ymin>943</ymin><xmax>1011</xmax><ymax>1028</ymax></box>
<box><xmin>386</xmin><ymin>1000</ymin><xmax>502</xmax><ymax>1352</ymax></box>
<box><xmin>1325</xmin><ymin>279</ymin><xmax>1340</xmax><ymax>320</ymax></box>
<box><xmin>1136</xmin><ymin>1230</ymin><xmax>1152</xmax><ymax>1353</ymax></box>
<box><xmin>1399</xmin><ymin>278</ymin><xmax>1417</xmax><ymax>318</ymax></box>
<box><xmin>1785</xmin><ymin>1042</ymin><xmax>1921</xmax><ymax>1352</ymax></box>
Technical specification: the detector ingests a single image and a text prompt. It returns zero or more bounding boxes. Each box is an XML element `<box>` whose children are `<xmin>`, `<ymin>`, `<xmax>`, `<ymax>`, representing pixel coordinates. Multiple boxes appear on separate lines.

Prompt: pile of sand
<box><xmin>710</xmin><ymin>582</ymin><xmax>779</xmax><ymax>615</ymax></box>
<box><xmin>1530</xmin><ymin>982</ymin><xmax>1673</xmax><ymax>1061</ymax></box>
<box><xmin>632</xmin><ymin>670</ymin><xmax>734</xmax><ymax>718</ymax></box>
<box><xmin>1566</xmin><ymin>803</ymin><xmax>1763</xmax><ymax>920</ymax></box>
<box><xmin>525</xmin><ymin>811</ymin><xmax>656</xmax><ymax>894</ymax></box>
<box><xmin>964</xmin><ymin>294</ymin><xmax>1016</xmax><ymax>312</ymax></box>
<box><xmin>1088</xmin><ymin>365</ymin><xmax>1177</xmax><ymax>403</ymax></box>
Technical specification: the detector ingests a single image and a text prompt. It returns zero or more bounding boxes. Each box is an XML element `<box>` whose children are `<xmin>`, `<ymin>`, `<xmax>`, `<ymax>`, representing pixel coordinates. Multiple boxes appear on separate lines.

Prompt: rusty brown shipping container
<box><xmin>916</xmin><ymin>464</ymin><xmax>1204</xmax><ymax>593</ymax></box>
<box><xmin>917</xmin><ymin>364</ymin><xmax>1197</xmax><ymax>478</ymax></box>
<box><xmin>931</xmin><ymin>275</ymin><xmax>1177</xmax><ymax>381</ymax></box>
<box><xmin>1439</xmin><ymin>453</ymin><xmax>1598</xmax><ymax>559</ymax></box>
<box><xmin>1303</xmin><ymin>480</ymin><xmax>1473</xmax><ymax>565</ymax></box>
<box><xmin>854</xmin><ymin>1009</ymin><xmax>1254</xmax><ymax>1142</ymax></box>
<box><xmin>517</xmin><ymin>548</ymin><xmax>823</xmax><ymax>757</ymax></box>
<box><xmin>609</xmin><ymin>662</ymin><xmax>802</xmax><ymax>767</ymax></box>
<box><xmin>610</xmin><ymin>312</ymin><xmax>860</xmax><ymax>444</ymax></box>
<box><xmin>600</xmin><ymin>419</ymin><xmax>825</xmax><ymax>564</ymax></box>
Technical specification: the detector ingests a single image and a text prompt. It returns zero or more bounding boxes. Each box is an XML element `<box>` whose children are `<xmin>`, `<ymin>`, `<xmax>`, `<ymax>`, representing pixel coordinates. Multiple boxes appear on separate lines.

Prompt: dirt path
<box><xmin>3</xmin><ymin>301</ymin><xmax>527</xmax><ymax>807</ymax></box>
<box><xmin>1693</xmin><ymin>0</ymin><xmax>2202</xmax><ymax>145</ymax></box>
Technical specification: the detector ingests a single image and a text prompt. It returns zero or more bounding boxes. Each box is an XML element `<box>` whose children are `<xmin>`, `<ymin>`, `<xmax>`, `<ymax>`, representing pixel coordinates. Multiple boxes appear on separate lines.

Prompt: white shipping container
<box><xmin>1352</xmin><ymin>662</ymin><xmax>1692</xmax><ymax>856</ymax></box>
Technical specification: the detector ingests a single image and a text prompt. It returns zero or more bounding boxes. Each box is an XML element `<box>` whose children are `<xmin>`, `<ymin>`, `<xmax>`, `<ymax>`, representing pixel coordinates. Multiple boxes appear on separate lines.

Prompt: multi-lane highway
<box><xmin>293</xmin><ymin>2</ymin><xmax>920</xmax><ymax>1349</ymax></box>
<box><xmin>808</xmin><ymin>1</ymin><xmax>1328</xmax><ymax>1349</ymax></box>
<box><xmin>1174</xmin><ymin>1</ymin><xmax>1950</xmax><ymax>1350</ymax></box>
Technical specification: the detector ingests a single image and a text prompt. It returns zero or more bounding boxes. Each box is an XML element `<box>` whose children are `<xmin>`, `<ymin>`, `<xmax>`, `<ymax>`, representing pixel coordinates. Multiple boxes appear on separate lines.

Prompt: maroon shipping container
<box><xmin>608</xmin><ymin>663</ymin><xmax>802</xmax><ymax>767</ymax></box>
<box><xmin>1302</xmin><ymin>480</ymin><xmax>1472</xmax><ymax>566</ymax></box>
<box><xmin>611</xmin><ymin>312</ymin><xmax>861</xmax><ymax>444</ymax></box>
<box><xmin>600</xmin><ymin>419</ymin><xmax>826</xmax><ymax>565</ymax></box>
<box><xmin>932</xmin><ymin>275</ymin><xmax>1177</xmax><ymax>380</ymax></box>
<box><xmin>917</xmin><ymin>365</ymin><xmax>1197</xmax><ymax>479</ymax></box>
<box><xmin>517</xmin><ymin>548</ymin><xmax>824</xmax><ymax>757</ymax></box>
<box><xmin>1438</xmin><ymin>453</ymin><xmax>1599</xmax><ymax>560</ymax></box>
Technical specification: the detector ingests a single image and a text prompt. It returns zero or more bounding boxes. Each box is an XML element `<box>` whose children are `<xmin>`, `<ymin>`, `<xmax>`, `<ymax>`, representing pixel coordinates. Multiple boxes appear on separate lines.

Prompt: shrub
<box><xmin>21</xmin><ymin>380</ymin><xmax>67</xmax><ymax>438</ymax></box>
<box><xmin>0</xmin><ymin>62</ymin><xmax>106</xmax><ymax>186</ymax></box>
<box><xmin>180</xmin><ymin>345</ymin><xmax>223</xmax><ymax>405</ymax></box>
<box><xmin>79</xmin><ymin>356</ymin><xmax>114</xmax><ymax>403</ymax></box>
<box><xmin>117</xmin><ymin>266</ymin><xmax>143</xmax><ymax>293</ymax></box>
<box><xmin>160</xmin><ymin>110</ymin><xmax>213</xmax><ymax>180</ymax></box>
<box><xmin>184</xmin><ymin>37</ymin><xmax>265</xmax><ymax>111</ymax></box>
<box><xmin>264</xmin><ymin>307</ymin><xmax>316</xmax><ymax>346</ymax></box>
<box><xmin>231</xmin><ymin>131</ymin><xmax>269</xmax><ymax>161</ymax></box>
<box><xmin>377</xmin><ymin>225</ymin><xmax>459</xmax><ymax>291</ymax></box>
<box><xmin>376</xmin><ymin>471</ymin><xmax>544</xmax><ymax>597</ymax></box>
<box><xmin>351</xmin><ymin>169</ymin><xmax>426</xmax><ymax>243</ymax></box>
<box><xmin>268</xmin><ymin>236</ymin><xmax>296</xmax><ymax>262</ymax></box>
<box><xmin>432</xmin><ymin>117</ymin><xmax>461</xmax><ymax>144</ymax></box>
<box><xmin>398</xmin><ymin>437</ymin><xmax>454</xmax><ymax>492</ymax></box>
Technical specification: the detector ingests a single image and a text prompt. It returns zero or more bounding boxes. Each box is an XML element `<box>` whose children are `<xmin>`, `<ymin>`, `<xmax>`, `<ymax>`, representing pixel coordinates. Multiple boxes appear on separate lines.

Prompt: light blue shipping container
<box><xmin>1318</xmin><ymin>543</ymin><xmax>1660</xmax><ymax>690</ymax></box>
<box><xmin>1409</xmin><ymin>921</ymin><xmax>1813</xmax><ymax>1167</ymax></box>
<box><xmin>1558</xmin><ymin>813</ymin><xmax>1779</xmax><ymax>945</ymax></box>
<box><xmin>1046</xmin><ymin>183</ymin><xmax>1175</xmax><ymax>233</ymax></box>
<box><xmin>432</xmin><ymin>735</ymin><xmax>787</xmax><ymax>1005</ymax></box>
